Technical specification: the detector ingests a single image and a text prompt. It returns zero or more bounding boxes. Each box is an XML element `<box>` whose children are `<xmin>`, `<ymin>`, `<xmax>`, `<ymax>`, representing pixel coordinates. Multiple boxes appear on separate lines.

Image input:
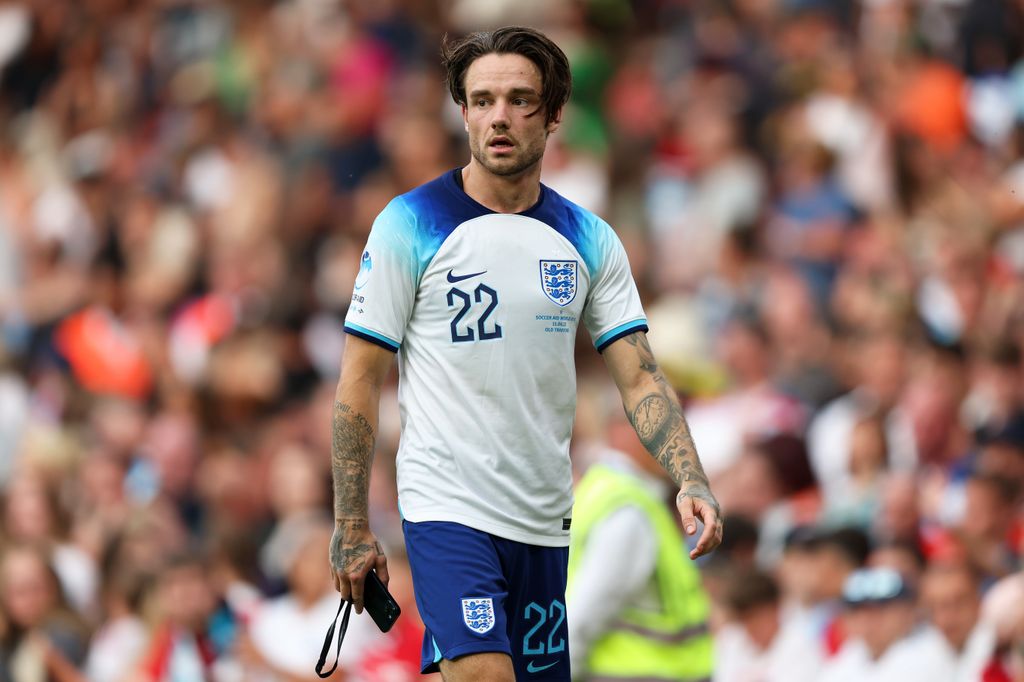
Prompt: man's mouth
<box><xmin>489</xmin><ymin>137</ymin><xmax>515</xmax><ymax>151</ymax></box>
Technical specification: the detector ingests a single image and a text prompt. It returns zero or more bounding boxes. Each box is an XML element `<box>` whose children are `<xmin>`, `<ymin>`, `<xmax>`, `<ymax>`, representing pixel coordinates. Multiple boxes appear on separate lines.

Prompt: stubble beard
<box><xmin>469</xmin><ymin>135</ymin><xmax>546</xmax><ymax>178</ymax></box>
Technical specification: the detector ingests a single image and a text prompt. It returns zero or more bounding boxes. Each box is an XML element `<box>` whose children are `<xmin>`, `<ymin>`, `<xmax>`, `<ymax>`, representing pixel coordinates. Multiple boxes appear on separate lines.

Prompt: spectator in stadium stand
<box><xmin>328</xmin><ymin>26</ymin><xmax>721</xmax><ymax>682</ymax></box>
<box><xmin>775</xmin><ymin>526</ymin><xmax>870</xmax><ymax>657</ymax></box>
<box><xmin>872</xmin><ymin>473</ymin><xmax>925</xmax><ymax>547</ymax></box>
<box><xmin>713</xmin><ymin>568</ymin><xmax>823</xmax><ymax>682</ymax></box>
<box><xmin>821</xmin><ymin>408</ymin><xmax>890</xmax><ymax>529</ymax></box>
<box><xmin>764</xmin><ymin>132</ymin><xmax>858</xmax><ymax>312</ymax></box>
<box><xmin>1</xmin><ymin>469</ymin><xmax>98</xmax><ymax>618</ymax></box>
<box><xmin>239</xmin><ymin>520</ymin><xmax>385</xmax><ymax>681</ymax></box>
<box><xmin>565</xmin><ymin>415</ymin><xmax>713</xmax><ymax>681</ymax></box>
<box><xmin>979</xmin><ymin>572</ymin><xmax>1024</xmax><ymax>682</ymax></box>
<box><xmin>258</xmin><ymin>443</ymin><xmax>331</xmax><ymax>587</ymax></box>
<box><xmin>964</xmin><ymin>344</ymin><xmax>1023</xmax><ymax>439</ymax></box>
<box><xmin>921</xmin><ymin>562</ymin><xmax>997</xmax><ymax>682</ymax></box>
<box><xmin>957</xmin><ymin>472</ymin><xmax>1022</xmax><ymax>583</ymax></box>
<box><xmin>0</xmin><ymin>545</ymin><xmax>89</xmax><ymax>682</ymax></box>
<box><xmin>713</xmin><ymin>433</ymin><xmax>820</xmax><ymax>567</ymax></box>
<box><xmin>974</xmin><ymin>415</ymin><xmax>1024</xmax><ymax>500</ymax></box>
<box><xmin>82</xmin><ymin>559</ymin><xmax>149</xmax><ymax>682</ymax></box>
<box><xmin>899</xmin><ymin>340</ymin><xmax>972</xmax><ymax>467</ymax></box>
<box><xmin>130</xmin><ymin>554</ymin><xmax>220</xmax><ymax>682</ymax></box>
<box><xmin>820</xmin><ymin>567</ymin><xmax>954</xmax><ymax>682</ymax></box>
<box><xmin>867</xmin><ymin>538</ymin><xmax>928</xmax><ymax>595</ymax></box>
<box><xmin>807</xmin><ymin>330</ymin><xmax>918</xmax><ymax>502</ymax></box>
<box><xmin>684</xmin><ymin>308</ymin><xmax>807</xmax><ymax>478</ymax></box>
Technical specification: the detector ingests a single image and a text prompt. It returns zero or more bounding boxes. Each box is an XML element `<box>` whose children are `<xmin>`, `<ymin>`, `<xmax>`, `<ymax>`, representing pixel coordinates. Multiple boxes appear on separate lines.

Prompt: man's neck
<box><xmin>461</xmin><ymin>163</ymin><xmax>541</xmax><ymax>214</ymax></box>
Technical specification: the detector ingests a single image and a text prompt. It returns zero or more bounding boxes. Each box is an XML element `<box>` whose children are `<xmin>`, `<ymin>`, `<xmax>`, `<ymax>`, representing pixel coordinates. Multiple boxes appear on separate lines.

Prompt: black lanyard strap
<box><xmin>315</xmin><ymin>598</ymin><xmax>352</xmax><ymax>678</ymax></box>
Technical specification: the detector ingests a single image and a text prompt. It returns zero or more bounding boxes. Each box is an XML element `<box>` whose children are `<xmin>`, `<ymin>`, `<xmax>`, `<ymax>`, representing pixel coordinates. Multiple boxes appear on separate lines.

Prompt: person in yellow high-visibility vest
<box><xmin>566</xmin><ymin>418</ymin><xmax>715</xmax><ymax>681</ymax></box>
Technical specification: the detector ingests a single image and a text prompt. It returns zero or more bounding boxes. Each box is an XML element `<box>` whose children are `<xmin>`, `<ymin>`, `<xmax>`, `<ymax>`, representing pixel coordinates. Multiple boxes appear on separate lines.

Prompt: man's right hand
<box><xmin>329</xmin><ymin>518</ymin><xmax>389</xmax><ymax>613</ymax></box>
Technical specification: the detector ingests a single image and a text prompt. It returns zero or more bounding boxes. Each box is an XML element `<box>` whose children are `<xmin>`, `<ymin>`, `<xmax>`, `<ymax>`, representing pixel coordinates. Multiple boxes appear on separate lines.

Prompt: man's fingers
<box><xmin>348</xmin><ymin>570</ymin><xmax>366</xmax><ymax>613</ymax></box>
<box><xmin>689</xmin><ymin>501</ymin><xmax>722</xmax><ymax>560</ymax></box>
<box><xmin>375</xmin><ymin>544</ymin><xmax>390</xmax><ymax>588</ymax></box>
<box><xmin>337</xmin><ymin>572</ymin><xmax>351</xmax><ymax>603</ymax></box>
<box><xmin>690</xmin><ymin>518</ymin><xmax>717</xmax><ymax>559</ymax></box>
<box><xmin>676</xmin><ymin>494</ymin><xmax>697</xmax><ymax>535</ymax></box>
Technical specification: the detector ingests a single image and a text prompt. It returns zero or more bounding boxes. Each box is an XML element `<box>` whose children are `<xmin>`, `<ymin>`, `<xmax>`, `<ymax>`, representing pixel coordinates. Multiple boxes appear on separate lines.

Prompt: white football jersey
<box><xmin>344</xmin><ymin>170</ymin><xmax>647</xmax><ymax>546</ymax></box>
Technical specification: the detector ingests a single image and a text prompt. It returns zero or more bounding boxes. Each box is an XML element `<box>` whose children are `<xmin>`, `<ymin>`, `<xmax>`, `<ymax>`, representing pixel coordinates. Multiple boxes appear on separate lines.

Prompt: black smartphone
<box><xmin>363</xmin><ymin>569</ymin><xmax>401</xmax><ymax>633</ymax></box>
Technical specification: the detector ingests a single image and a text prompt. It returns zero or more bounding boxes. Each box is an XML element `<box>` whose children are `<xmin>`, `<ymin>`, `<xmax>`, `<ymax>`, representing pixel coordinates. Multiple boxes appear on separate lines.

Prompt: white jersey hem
<box><xmin>400</xmin><ymin>507</ymin><xmax>571</xmax><ymax>548</ymax></box>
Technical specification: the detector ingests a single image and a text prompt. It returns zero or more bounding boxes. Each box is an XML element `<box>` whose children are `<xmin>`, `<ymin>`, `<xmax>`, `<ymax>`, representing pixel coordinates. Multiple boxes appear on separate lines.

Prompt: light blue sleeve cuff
<box><xmin>594</xmin><ymin>319</ymin><xmax>648</xmax><ymax>352</ymax></box>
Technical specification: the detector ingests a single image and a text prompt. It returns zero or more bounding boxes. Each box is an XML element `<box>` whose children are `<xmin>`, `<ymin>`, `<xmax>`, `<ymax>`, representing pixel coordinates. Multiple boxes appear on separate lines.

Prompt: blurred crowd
<box><xmin>0</xmin><ymin>0</ymin><xmax>1023</xmax><ymax>680</ymax></box>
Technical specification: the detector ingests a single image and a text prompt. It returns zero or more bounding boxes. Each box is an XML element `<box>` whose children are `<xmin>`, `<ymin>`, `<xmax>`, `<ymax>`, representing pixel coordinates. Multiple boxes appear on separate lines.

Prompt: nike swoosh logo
<box><xmin>526</xmin><ymin>660</ymin><xmax>558</xmax><ymax>673</ymax></box>
<box><xmin>447</xmin><ymin>269</ymin><xmax>488</xmax><ymax>283</ymax></box>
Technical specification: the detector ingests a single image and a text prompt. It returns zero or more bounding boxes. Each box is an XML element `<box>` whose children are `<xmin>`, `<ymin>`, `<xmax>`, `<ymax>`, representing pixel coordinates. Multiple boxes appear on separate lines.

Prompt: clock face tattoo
<box><xmin>635</xmin><ymin>394</ymin><xmax>669</xmax><ymax>442</ymax></box>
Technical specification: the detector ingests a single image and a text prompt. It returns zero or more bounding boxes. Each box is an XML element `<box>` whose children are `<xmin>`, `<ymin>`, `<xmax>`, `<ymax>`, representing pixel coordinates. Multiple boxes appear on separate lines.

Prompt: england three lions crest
<box><xmin>540</xmin><ymin>260</ymin><xmax>578</xmax><ymax>307</ymax></box>
<box><xmin>461</xmin><ymin>597</ymin><xmax>495</xmax><ymax>634</ymax></box>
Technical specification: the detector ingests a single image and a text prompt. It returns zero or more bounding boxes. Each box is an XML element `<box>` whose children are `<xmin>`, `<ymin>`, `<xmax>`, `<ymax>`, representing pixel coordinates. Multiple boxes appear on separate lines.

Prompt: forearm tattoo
<box><xmin>623</xmin><ymin>334</ymin><xmax>717</xmax><ymax>510</ymax></box>
<box><xmin>332</xmin><ymin>401</ymin><xmax>374</xmax><ymax>521</ymax></box>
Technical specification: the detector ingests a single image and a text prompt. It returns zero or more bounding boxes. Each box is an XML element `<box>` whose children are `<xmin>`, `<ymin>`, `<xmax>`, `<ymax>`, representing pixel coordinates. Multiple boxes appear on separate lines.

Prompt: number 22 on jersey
<box><xmin>447</xmin><ymin>283</ymin><xmax>502</xmax><ymax>343</ymax></box>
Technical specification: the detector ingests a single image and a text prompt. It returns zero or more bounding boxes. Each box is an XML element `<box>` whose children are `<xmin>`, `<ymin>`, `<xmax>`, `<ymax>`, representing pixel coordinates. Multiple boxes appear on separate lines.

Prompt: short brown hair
<box><xmin>724</xmin><ymin>569</ymin><xmax>780</xmax><ymax>615</ymax></box>
<box><xmin>441</xmin><ymin>26</ymin><xmax>572</xmax><ymax>125</ymax></box>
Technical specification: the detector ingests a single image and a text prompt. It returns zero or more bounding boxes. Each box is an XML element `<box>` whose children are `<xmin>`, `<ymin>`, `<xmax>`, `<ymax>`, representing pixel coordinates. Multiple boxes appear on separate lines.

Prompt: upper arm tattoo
<box><xmin>622</xmin><ymin>332</ymin><xmax>665</xmax><ymax>385</ymax></box>
<box><xmin>332</xmin><ymin>401</ymin><xmax>375</xmax><ymax>520</ymax></box>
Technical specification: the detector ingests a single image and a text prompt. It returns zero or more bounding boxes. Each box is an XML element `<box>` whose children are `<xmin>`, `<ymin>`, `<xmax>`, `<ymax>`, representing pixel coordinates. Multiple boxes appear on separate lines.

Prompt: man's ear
<box><xmin>546</xmin><ymin>107</ymin><xmax>563</xmax><ymax>135</ymax></box>
<box><xmin>462</xmin><ymin>104</ymin><xmax>469</xmax><ymax>132</ymax></box>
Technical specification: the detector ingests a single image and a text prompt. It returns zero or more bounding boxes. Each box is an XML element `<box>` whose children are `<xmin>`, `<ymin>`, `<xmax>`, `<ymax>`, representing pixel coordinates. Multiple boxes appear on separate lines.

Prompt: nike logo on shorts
<box><xmin>526</xmin><ymin>660</ymin><xmax>558</xmax><ymax>673</ymax></box>
<box><xmin>447</xmin><ymin>269</ymin><xmax>488</xmax><ymax>283</ymax></box>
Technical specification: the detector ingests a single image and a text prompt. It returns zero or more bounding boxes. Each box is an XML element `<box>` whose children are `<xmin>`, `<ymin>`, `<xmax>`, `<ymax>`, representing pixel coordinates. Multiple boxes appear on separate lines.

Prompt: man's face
<box><xmin>739</xmin><ymin>602</ymin><xmax>780</xmax><ymax>650</ymax></box>
<box><xmin>461</xmin><ymin>52</ymin><xmax>560</xmax><ymax>179</ymax></box>
<box><xmin>851</xmin><ymin>600</ymin><xmax>917</xmax><ymax>659</ymax></box>
<box><xmin>922</xmin><ymin>569</ymin><xmax>979</xmax><ymax>651</ymax></box>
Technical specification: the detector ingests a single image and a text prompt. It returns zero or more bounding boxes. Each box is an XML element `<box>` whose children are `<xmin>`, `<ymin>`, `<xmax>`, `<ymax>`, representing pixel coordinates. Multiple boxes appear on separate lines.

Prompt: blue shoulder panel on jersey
<box><xmin>344</xmin><ymin>322</ymin><xmax>401</xmax><ymax>352</ymax></box>
<box><xmin>395</xmin><ymin>173</ymin><xmax>498</xmax><ymax>281</ymax></box>
<box><xmin>525</xmin><ymin>190</ymin><xmax>609</xmax><ymax>278</ymax></box>
<box><xmin>594</xmin><ymin>319</ymin><xmax>649</xmax><ymax>353</ymax></box>
<box><xmin>389</xmin><ymin>171</ymin><xmax>618</xmax><ymax>282</ymax></box>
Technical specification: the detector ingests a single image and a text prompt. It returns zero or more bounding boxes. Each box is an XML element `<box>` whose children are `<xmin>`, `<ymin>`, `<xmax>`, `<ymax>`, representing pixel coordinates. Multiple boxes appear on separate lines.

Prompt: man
<box><xmin>328</xmin><ymin>26</ymin><xmax>722</xmax><ymax>682</ymax></box>
<box><xmin>566</xmin><ymin>415</ymin><xmax>713</xmax><ymax>680</ymax></box>
<box><xmin>712</xmin><ymin>569</ymin><xmax>823</xmax><ymax>682</ymax></box>
<box><xmin>777</xmin><ymin>526</ymin><xmax>869</xmax><ymax>657</ymax></box>
<box><xmin>820</xmin><ymin>567</ymin><xmax>953</xmax><ymax>682</ymax></box>
<box><xmin>920</xmin><ymin>562</ymin><xmax>996</xmax><ymax>682</ymax></box>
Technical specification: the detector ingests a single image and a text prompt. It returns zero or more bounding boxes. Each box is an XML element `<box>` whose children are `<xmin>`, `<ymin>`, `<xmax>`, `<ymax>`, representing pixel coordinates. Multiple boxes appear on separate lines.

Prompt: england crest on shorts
<box><xmin>540</xmin><ymin>260</ymin><xmax>578</xmax><ymax>307</ymax></box>
<box><xmin>461</xmin><ymin>597</ymin><xmax>495</xmax><ymax>634</ymax></box>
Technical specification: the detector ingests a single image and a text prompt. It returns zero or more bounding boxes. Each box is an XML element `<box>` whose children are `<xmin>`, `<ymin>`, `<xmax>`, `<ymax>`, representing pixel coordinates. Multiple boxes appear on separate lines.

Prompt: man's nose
<box><xmin>490</xmin><ymin>100</ymin><xmax>511</xmax><ymax>128</ymax></box>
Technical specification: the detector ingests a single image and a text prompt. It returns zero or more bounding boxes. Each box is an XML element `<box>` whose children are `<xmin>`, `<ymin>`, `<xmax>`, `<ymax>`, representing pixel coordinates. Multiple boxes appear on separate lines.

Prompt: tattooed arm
<box><xmin>602</xmin><ymin>331</ymin><xmax>723</xmax><ymax>559</ymax></box>
<box><xmin>330</xmin><ymin>335</ymin><xmax>395</xmax><ymax>612</ymax></box>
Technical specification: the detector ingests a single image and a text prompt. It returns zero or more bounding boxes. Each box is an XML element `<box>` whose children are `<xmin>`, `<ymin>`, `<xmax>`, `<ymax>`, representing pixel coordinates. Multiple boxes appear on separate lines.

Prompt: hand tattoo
<box><xmin>330</xmin><ymin>518</ymin><xmax>374</xmax><ymax>574</ymax></box>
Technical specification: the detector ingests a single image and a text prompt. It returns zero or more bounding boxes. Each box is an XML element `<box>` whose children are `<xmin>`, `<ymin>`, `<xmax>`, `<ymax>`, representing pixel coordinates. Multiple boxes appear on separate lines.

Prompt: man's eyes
<box><xmin>472</xmin><ymin>97</ymin><xmax>533</xmax><ymax>107</ymax></box>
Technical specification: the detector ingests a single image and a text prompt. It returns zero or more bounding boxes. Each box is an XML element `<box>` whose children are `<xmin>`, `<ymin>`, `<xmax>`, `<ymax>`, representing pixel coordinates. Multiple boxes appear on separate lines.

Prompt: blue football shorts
<box><xmin>402</xmin><ymin>520</ymin><xmax>570</xmax><ymax>680</ymax></box>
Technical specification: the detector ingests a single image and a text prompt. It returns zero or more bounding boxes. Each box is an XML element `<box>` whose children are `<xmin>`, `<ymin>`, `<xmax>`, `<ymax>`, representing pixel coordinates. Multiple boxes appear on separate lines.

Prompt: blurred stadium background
<box><xmin>0</xmin><ymin>0</ymin><xmax>1023</xmax><ymax>680</ymax></box>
